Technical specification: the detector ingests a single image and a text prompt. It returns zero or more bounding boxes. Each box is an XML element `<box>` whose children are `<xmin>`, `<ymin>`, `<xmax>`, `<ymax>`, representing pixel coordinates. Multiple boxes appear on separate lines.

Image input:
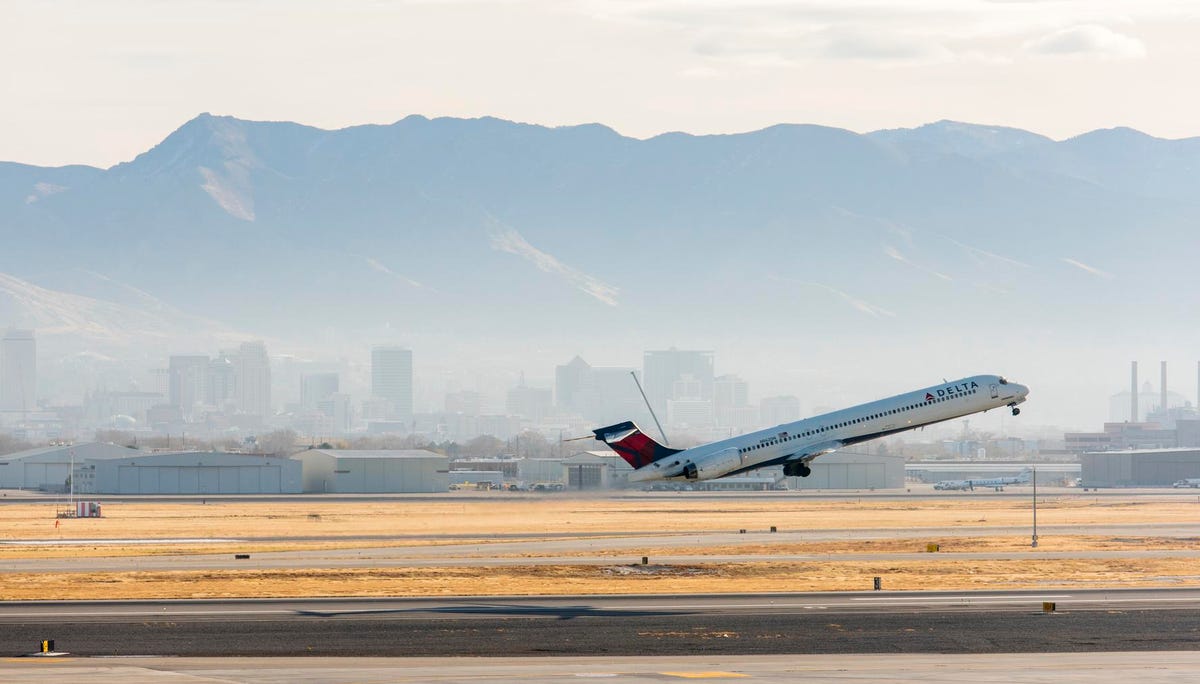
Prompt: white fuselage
<box><xmin>630</xmin><ymin>374</ymin><xmax>1029</xmax><ymax>483</ymax></box>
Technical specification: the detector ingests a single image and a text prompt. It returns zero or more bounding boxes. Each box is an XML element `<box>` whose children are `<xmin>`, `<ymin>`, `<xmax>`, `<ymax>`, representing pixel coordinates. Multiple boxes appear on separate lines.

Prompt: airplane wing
<box><xmin>783</xmin><ymin>440</ymin><xmax>843</xmax><ymax>463</ymax></box>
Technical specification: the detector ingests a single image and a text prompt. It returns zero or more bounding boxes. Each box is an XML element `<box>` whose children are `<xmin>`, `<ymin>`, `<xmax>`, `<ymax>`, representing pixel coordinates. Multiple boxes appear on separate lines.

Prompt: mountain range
<box><xmin>3</xmin><ymin>114</ymin><xmax>1199</xmax><ymax>419</ymax></box>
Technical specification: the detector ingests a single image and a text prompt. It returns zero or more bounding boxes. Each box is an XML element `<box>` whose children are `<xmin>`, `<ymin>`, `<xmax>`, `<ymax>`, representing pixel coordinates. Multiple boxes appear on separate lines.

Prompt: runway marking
<box><xmin>4</xmin><ymin>658</ymin><xmax>74</xmax><ymax>663</ymax></box>
<box><xmin>661</xmin><ymin>672</ymin><xmax>748</xmax><ymax>679</ymax></box>
<box><xmin>1</xmin><ymin>538</ymin><xmax>243</xmax><ymax>545</ymax></box>
<box><xmin>852</xmin><ymin>595</ymin><xmax>1071</xmax><ymax>602</ymax></box>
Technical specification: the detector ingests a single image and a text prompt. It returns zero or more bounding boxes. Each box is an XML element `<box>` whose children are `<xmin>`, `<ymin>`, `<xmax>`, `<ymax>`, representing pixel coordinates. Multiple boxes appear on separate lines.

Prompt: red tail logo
<box><xmin>592</xmin><ymin>422</ymin><xmax>681</xmax><ymax>469</ymax></box>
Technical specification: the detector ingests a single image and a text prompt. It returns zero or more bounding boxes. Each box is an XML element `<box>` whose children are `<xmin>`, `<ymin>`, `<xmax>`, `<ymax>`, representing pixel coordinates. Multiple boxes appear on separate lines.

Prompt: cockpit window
<box><xmin>999</xmin><ymin>377</ymin><xmax>1008</xmax><ymax>385</ymax></box>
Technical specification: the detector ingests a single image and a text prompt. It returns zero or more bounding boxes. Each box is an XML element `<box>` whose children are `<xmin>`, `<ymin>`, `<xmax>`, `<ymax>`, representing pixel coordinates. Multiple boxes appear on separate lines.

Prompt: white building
<box><xmin>293</xmin><ymin>449</ymin><xmax>448</xmax><ymax>493</ymax></box>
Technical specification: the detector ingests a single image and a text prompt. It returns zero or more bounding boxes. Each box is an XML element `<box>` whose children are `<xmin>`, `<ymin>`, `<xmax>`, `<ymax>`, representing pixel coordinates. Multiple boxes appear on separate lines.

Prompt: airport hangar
<box><xmin>293</xmin><ymin>449</ymin><xmax>448</xmax><ymax>493</ymax></box>
<box><xmin>784</xmin><ymin>451</ymin><xmax>906</xmax><ymax>490</ymax></box>
<box><xmin>1081</xmin><ymin>448</ymin><xmax>1200</xmax><ymax>487</ymax></box>
<box><xmin>0</xmin><ymin>442</ymin><xmax>136</xmax><ymax>491</ymax></box>
<box><xmin>82</xmin><ymin>451</ymin><xmax>304</xmax><ymax>494</ymax></box>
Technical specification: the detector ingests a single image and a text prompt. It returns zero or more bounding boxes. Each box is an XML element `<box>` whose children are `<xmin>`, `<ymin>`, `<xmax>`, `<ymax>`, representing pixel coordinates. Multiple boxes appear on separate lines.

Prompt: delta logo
<box><xmin>927</xmin><ymin>381</ymin><xmax>980</xmax><ymax>401</ymax></box>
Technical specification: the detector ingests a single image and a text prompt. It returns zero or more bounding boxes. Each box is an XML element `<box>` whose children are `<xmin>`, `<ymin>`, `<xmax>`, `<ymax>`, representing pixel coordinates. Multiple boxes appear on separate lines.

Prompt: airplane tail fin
<box><xmin>593</xmin><ymin>421</ymin><xmax>681</xmax><ymax>469</ymax></box>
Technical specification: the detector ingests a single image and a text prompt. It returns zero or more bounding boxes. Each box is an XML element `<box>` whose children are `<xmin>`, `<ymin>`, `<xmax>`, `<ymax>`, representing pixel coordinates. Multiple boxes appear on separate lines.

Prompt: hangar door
<box><xmin>812</xmin><ymin>463</ymin><xmax>886</xmax><ymax>489</ymax></box>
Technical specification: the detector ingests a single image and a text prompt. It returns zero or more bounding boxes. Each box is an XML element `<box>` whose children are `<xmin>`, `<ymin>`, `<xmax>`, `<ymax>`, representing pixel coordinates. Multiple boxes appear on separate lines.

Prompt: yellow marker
<box><xmin>661</xmin><ymin>673</ymin><xmax>749</xmax><ymax>679</ymax></box>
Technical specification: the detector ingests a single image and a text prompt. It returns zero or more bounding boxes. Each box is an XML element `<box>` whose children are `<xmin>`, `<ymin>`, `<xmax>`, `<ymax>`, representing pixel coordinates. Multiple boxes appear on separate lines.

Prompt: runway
<box><xmin>3</xmin><ymin>589</ymin><xmax>1200</xmax><ymax>657</ymax></box>
<box><xmin>7</xmin><ymin>652</ymin><xmax>1200</xmax><ymax>684</ymax></box>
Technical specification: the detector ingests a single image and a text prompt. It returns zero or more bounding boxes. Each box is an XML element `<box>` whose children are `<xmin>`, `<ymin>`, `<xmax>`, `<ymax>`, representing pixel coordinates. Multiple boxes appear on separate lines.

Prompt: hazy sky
<box><xmin>4</xmin><ymin>0</ymin><xmax>1200</xmax><ymax>168</ymax></box>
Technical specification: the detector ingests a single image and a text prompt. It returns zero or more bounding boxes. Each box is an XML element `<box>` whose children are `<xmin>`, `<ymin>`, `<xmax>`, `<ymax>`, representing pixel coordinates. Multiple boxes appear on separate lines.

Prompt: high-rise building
<box><xmin>555</xmin><ymin>356</ymin><xmax>592</xmax><ymax>414</ymax></box>
<box><xmin>236</xmin><ymin>341</ymin><xmax>272</xmax><ymax>419</ymax></box>
<box><xmin>445</xmin><ymin>390</ymin><xmax>483</xmax><ymax>416</ymax></box>
<box><xmin>587</xmin><ymin>366</ymin><xmax>643</xmax><ymax>425</ymax></box>
<box><xmin>0</xmin><ymin>329</ymin><xmax>36</xmax><ymax>412</ymax></box>
<box><xmin>643</xmin><ymin>348</ymin><xmax>714</xmax><ymax>420</ymax></box>
<box><xmin>714</xmin><ymin>374</ymin><xmax>749</xmax><ymax>427</ymax></box>
<box><xmin>506</xmin><ymin>384</ymin><xmax>552</xmax><ymax>422</ymax></box>
<box><xmin>301</xmin><ymin>372</ymin><xmax>340</xmax><ymax>410</ymax></box>
<box><xmin>168</xmin><ymin>355</ymin><xmax>209</xmax><ymax>418</ymax></box>
<box><xmin>207</xmin><ymin>352</ymin><xmax>237</xmax><ymax>407</ymax></box>
<box><xmin>760</xmin><ymin>395</ymin><xmax>801</xmax><ymax>427</ymax></box>
<box><xmin>371</xmin><ymin>346</ymin><xmax>413</xmax><ymax>424</ymax></box>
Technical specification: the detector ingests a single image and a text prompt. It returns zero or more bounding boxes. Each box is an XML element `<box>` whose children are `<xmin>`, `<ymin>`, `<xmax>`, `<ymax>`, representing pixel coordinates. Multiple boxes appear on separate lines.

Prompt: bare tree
<box><xmin>0</xmin><ymin>434</ymin><xmax>33</xmax><ymax>456</ymax></box>
<box><xmin>254</xmin><ymin>429</ymin><xmax>300</xmax><ymax>457</ymax></box>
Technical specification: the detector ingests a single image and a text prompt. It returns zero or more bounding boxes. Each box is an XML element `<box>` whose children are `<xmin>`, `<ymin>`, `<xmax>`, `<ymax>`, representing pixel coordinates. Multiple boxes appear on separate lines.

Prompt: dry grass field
<box><xmin>2</xmin><ymin>495</ymin><xmax>1199</xmax><ymax>599</ymax></box>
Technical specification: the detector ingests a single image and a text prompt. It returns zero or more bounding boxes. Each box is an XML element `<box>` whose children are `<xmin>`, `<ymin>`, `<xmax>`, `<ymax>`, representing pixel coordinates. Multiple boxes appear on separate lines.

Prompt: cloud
<box><xmin>944</xmin><ymin>237</ymin><xmax>1031</xmax><ymax>269</ymax></box>
<box><xmin>1061</xmin><ymin>257</ymin><xmax>1114</xmax><ymax>279</ymax></box>
<box><xmin>1023</xmin><ymin>24</ymin><xmax>1146</xmax><ymax>59</ymax></box>
<box><xmin>821</xmin><ymin>30</ymin><xmax>954</xmax><ymax>63</ymax></box>
<box><xmin>883</xmin><ymin>245</ymin><xmax>953</xmax><ymax>281</ymax></box>
<box><xmin>487</xmin><ymin>221</ymin><xmax>620</xmax><ymax>306</ymax></box>
<box><xmin>771</xmin><ymin>276</ymin><xmax>895</xmax><ymax>318</ymax></box>
<box><xmin>360</xmin><ymin>256</ymin><xmax>424</xmax><ymax>289</ymax></box>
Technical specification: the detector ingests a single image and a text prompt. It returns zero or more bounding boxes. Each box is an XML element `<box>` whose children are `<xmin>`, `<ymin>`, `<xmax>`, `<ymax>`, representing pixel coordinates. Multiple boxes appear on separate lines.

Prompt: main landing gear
<box><xmin>784</xmin><ymin>462</ymin><xmax>812</xmax><ymax>478</ymax></box>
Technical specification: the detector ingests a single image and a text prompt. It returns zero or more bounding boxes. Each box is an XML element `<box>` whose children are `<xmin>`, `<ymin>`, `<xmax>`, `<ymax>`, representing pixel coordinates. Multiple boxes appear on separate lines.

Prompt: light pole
<box><xmin>1031</xmin><ymin>466</ymin><xmax>1038</xmax><ymax>548</ymax></box>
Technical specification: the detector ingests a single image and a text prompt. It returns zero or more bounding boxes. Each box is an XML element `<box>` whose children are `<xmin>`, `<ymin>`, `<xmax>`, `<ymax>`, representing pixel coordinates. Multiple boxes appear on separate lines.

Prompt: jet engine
<box><xmin>695</xmin><ymin>448</ymin><xmax>743</xmax><ymax>480</ymax></box>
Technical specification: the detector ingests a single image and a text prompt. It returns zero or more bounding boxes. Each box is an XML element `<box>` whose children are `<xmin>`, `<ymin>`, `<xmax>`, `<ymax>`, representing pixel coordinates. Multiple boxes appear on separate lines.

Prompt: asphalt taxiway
<box><xmin>3</xmin><ymin>589</ymin><xmax>1200</xmax><ymax>657</ymax></box>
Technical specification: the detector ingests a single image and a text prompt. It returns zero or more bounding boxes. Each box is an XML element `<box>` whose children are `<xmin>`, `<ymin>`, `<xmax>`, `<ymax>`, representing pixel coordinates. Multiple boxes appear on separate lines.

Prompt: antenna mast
<box><xmin>629</xmin><ymin>371</ymin><xmax>670</xmax><ymax>446</ymax></box>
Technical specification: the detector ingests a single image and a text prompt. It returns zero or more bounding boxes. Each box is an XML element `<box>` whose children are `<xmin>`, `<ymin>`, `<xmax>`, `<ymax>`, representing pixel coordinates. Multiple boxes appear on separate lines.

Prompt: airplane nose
<box><xmin>1015</xmin><ymin>383</ymin><xmax>1030</xmax><ymax>398</ymax></box>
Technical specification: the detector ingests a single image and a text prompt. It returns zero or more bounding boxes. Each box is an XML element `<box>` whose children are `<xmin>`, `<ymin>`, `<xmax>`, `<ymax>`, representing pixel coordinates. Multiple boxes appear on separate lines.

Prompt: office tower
<box><xmin>0</xmin><ymin>329</ymin><xmax>36</xmax><ymax>412</ymax></box>
<box><xmin>643</xmin><ymin>348</ymin><xmax>714</xmax><ymax>419</ymax></box>
<box><xmin>760</xmin><ymin>395</ymin><xmax>801</xmax><ymax>427</ymax></box>
<box><xmin>168</xmin><ymin>355</ymin><xmax>209</xmax><ymax>417</ymax></box>
<box><xmin>586</xmin><ymin>366</ymin><xmax>643</xmax><ymax>425</ymax></box>
<box><xmin>301</xmin><ymin>372</ymin><xmax>340</xmax><ymax>410</ymax></box>
<box><xmin>506</xmin><ymin>384</ymin><xmax>552</xmax><ymax>422</ymax></box>
<box><xmin>555</xmin><ymin>356</ymin><xmax>592</xmax><ymax>414</ymax></box>
<box><xmin>207</xmin><ymin>352</ymin><xmax>237</xmax><ymax>407</ymax></box>
<box><xmin>236</xmin><ymin>341</ymin><xmax>272</xmax><ymax>418</ymax></box>
<box><xmin>445</xmin><ymin>390</ymin><xmax>483</xmax><ymax>416</ymax></box>
<box><xmin>714</xmin><ymin>374</ymin><xmax>749</xmax><ymax>427</ymax></box>
<box><xmin>371</xmin><ymin>346</ymin><xmax>413</xmax><ymax>424</ymax></box>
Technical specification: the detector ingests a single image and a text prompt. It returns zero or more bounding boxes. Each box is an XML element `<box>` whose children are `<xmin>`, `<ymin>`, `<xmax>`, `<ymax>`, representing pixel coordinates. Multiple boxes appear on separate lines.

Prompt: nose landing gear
<box><xmin>1008</xmin><ymin>403</ymin><xmax>1021</xmax><ymax>416</ymax></box>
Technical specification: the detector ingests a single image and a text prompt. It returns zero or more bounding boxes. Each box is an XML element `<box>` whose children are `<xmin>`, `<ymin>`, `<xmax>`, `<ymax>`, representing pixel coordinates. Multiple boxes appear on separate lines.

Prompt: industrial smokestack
<box><xmin>1131</xmin><ymin>361</ymin><xmax>1138</xmax><ymax>422</ymax></box>
<box><xmin>1162</xmin><ymin>361</ymin><xmax>1168</xmax><ymax>417</ymax></box>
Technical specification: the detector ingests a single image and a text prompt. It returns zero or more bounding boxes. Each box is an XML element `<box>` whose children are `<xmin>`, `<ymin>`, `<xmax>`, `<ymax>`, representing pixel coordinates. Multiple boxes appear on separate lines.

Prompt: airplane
<box><xmin>593</xmin><ymin>374</ymin><xmax>1029</xmax><ymax>484</ymax></box>
<box><xmin>933</xmin><ymin>479</ymin><xmax>973</xmax><ymax>491</ymax></box>
<box><xmin>934</xmin><ymin>468</ymin><xmax>1033</xmax><ymax>492</ymax></box>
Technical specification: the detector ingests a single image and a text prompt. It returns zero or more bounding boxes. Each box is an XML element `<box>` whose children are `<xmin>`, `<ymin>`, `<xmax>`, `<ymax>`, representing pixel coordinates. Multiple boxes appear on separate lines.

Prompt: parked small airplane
<box><xmin>594</xmin><ymin>374</ymin><xmax>1029</xmax><ymax>483</ymax></box>
<box><xmin>934</xmin><ymin>468</ymin><xmax>1033</xmax><ymax>492</ymax></box>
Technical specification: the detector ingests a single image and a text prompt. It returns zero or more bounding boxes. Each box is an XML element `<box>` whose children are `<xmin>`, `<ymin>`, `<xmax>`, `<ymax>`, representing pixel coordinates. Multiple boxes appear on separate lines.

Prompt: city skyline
<box><xmin>5</xmin><ymin>318</ymin><xmax>1197</xmax><ymax>453</ymax></box>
